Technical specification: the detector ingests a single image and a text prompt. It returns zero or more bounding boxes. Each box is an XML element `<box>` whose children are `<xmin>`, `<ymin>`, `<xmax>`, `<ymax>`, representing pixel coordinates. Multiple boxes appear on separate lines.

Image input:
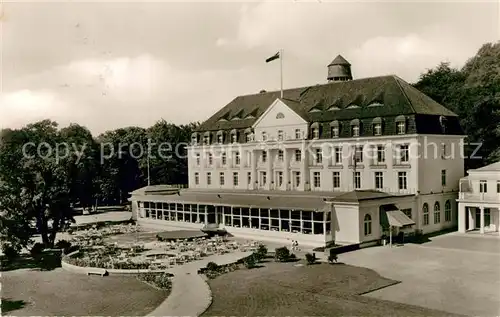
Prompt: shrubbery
<box><xmin>137</xmin><ymin>272</ymin><xmax>173</xmax><ymax>290</ymax></box>
<box><xmin>254</xmin><ymin>244</ymin><xmax>268</xmax><ymax>261</ymax></box>
<box><xmin>2</xmin><ymin>244</ymin><xmax>20</xmax><ymax>262</ymax></box>
<box><xmin>30</xmin><ymin>243</ymin><xmax>45</xmax><ymax>258</ymax></box>
<box><xmin>55</xmin><ymin>240</ymin><xmax>73</xmax><ymax>254</ymax></box>
<box><xmin>305</xmin><ymin>253</ymin><xmax>316</xmax><ymax>265</ymax></box>
<box><xmin>206</xmin><ymin>261</ymin><xmax>219</xmax><ymax>272</ymax></box>
<box><xmin>244</xmin><ymin>254</ymin><xmax>257</xmax><ymax>269</ymax></box>
<box><xmin>274</xmin><ymin>247</ymin><xmax>295</xmax><ymax>262</ymax></box>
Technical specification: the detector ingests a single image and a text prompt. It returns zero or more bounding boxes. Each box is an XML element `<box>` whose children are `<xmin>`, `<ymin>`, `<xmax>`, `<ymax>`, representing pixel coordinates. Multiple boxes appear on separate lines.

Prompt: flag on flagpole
<box><xmin>266</xmin><ymin>51</ymin><xmax>280</xmax><ymax>63</ymax></box>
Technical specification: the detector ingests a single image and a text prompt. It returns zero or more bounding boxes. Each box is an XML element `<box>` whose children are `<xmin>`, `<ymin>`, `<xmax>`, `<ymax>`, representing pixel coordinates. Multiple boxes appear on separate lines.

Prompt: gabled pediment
<box><xmin>252</xmin><ymin>98</ymin><xmax>308</xmax><ymax>129</ymax></box>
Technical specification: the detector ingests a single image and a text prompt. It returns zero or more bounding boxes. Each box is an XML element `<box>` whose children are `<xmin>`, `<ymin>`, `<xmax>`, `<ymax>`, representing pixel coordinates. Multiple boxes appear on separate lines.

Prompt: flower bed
<box><xmin>137</xmin><ymin>272</ymin><xmax>173</xmax><ymax>290</ymax></box>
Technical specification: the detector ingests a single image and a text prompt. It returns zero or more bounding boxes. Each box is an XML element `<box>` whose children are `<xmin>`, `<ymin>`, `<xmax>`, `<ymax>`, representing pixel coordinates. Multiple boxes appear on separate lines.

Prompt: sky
<box><xmin>1</xmin><ymin>0</ymin><xmax>499</xmax><ymax>135</ymax></box>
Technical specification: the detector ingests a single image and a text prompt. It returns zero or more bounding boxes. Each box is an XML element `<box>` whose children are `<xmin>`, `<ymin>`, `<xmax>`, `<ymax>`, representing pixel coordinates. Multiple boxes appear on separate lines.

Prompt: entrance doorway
<box><xmin>475</xmin><ymin>208</ymin><xmax>491</xmax><ymax>229</ymax></box>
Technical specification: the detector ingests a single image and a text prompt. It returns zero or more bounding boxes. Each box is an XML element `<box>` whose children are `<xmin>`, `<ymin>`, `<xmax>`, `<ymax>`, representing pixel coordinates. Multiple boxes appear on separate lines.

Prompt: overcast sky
<box><xmin>1</xmin><ymin>1</ymin><xmax>499</xmax><ymax>135</ymax></box>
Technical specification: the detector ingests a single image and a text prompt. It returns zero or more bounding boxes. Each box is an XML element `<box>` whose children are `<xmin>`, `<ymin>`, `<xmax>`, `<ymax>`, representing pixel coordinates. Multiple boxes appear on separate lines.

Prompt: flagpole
<box><xmin>147</xmin><ymin>155</ymin><xmax>151</xmax><ymax>186</ymax></box>
<box><xmin>280</xmin><ymin>49</ymin><xmax>283</xmax><ymax>98</ymax></box>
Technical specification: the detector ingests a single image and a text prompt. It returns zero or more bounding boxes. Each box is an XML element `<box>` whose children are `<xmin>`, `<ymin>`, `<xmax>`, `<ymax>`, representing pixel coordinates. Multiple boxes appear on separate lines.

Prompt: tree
<box><xmin>414</xmin><ymin>42</ymin><xmax>500</xmax><ymax>168</ymax></box>
<box><xmin>0</xmin><ymin>120</ymin><xmax>74</xmax><ymax>249</ymax></box>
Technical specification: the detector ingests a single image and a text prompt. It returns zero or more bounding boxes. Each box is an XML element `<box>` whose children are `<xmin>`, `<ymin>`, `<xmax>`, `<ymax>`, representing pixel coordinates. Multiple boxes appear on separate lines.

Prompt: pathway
<box><xmin>146</xmin><ymin>251</ymin><xmax>252</xmax><ymax>317</ymax></box>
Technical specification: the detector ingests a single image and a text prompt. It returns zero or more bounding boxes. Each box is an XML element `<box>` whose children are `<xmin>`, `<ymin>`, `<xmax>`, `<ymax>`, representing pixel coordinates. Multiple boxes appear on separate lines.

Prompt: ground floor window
<box><xmin>434</xmin><ymin>202</ymin><xmax>441</xmax><ymax>224</ymax></box>
<box><xmin>445</xmin><ymin>200</ymin><xmax>452</xmax><ymax>222</ymax></box>
<box><xmin>423</xmin><ymin>203</ymin><xmax>429</xmax><ymax>226</ymax></box>
<box><xmin>364</xmin><ymin>214</ymin><xmax>372</xmax><ymax>236</ymax></box>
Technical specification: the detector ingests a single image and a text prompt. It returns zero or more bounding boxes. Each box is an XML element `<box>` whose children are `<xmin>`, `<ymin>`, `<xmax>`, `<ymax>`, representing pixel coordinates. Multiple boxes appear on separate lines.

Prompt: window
<box><xmin>203</xmin><ymin>134</ymin><xmax>210</xmax><ymax>145</ymax></box>
<box><xmin>208</xmin><ymin>153</ymin><xmax>213</xmax><ymax>165</ymax></box>
<box><xmin>261</xmin><ymin>171</ymin><xmax>267</xmax><ymax>185</ymax></box>
<box><xmin>398</xmin><ymin>172</ymin><xmax>407</xmax><ymax>190</ymax></box>
<box><xmin>332</xmin><ymin>172</ymin><xmax>340</xmax><ymax>189</ymax></box>
<box><xmin>295</xmin><ymin>172</ymin><xmax>301</xmax><ymax>187</ymax></box>
<box><xmin>221</xmin><ymin>152</ymin><xmax>227</xmax><ymax>165</ymax></box>
<box><xmin>233</xmin><ymin>172</ymin><xmax>239</xmax><ymax>186</ymax></box>
<box><xmin>194</xmin><ymin>172</ymin><xmax>199</xmax><ymax>185</ymax></box>
<box><xmin>354</xmin><ymin>146</ymin><xmax>363</xmax><ymax>163</ymax></box>
<box><xmin>313</xmin><ymin>172</ymin><xmax>321</xmax><ymax>188</ymax></box>
<box><xmin>219</xmin><ymin>172</ymin><xmax>225</xmax><ymax>185</ymax></box>
<box><xmin>231</xmin><ymin>133</ymin><xmax>237</xmax><ymax>143</ymax></box>
<box><xmin>278</xmin><ymin>150</ymin><xmax>284</xmax><ymax>161</ymax></box>
<box><xmin>434</xmin><ymin>202</ymin><xmax>441</xmax><ymax>224</ymax></box>
<box><xmin>217</xmin><ymin>134</ymin><xmax>223</xmax><ymax>144</ymax></box>
<box><xmin>331</xmin><ymin>126</ymin><xmax>339</xmax><ymax>138</ymax></box>
<box><xmin>445</xmin><ymin>200</ymin><xmax>451</xmax><ymax>222</ymax></box>
<box><xmin>423</xmin><ymin>203</ymin><xmax>429</xmax><ymax>225</ymax></box>
<box><xmin>247</xmin><ymin>172</ymin><xmax>251</xmax><ymax>185</ymax></box>
<box><xmin>441</xmin><ymin>143</ymin><xmax>447</xmax><ymax>159</ymax></box>
<box><xmin>262</xmin><ymin>151</ymin><xmax>267</xmax><ymax>163</ymax></box>
<box><xmin>376</xmin><ymin>145</ymin><xmax>385</xmax><ymax>163</ymax></box>
<box><xmin>295</xmin><ymin>150</ymin><xmax>301</xmax><ymax>162</ymax></box>
<box><xmin>375</xmin><ymin>172</ymin><xmax>383</xmax><ymax>189</ymax></box>
<box><xmin>396</xmin><ymin>144</ymin><xmax>409</xmax><ymax>163</ymax></box>
<box><xmin>191</xmin><ymin>135</ymin><xmax>198</xmax><ymax>145</ymax></box>
<box><xmin>312</xmin><ymin>128</ymin><xmax>319</xmax><ymax>139</ymax></box>
<box><xmin>277</xmin><ymin>171</ymin><xmax>283</xmax><ymax>186</ymax></box>
<box><xmin>335</xmin><ymin>147</ymin><xmax>342</xmax><ymax>164</ymax></box>
<box><xmin>207</xmin><ymin>172</ymin><xmax>212</xmax><ymax>185</ymax></box>
<box><xmin>401</xmin><ymin>208</ymin><xmax>412</xmax><ymax>219</ymax></box>
<box><xmin>354</xmin><ymin>172</ymin><xmax>361</xmax><ymax>189</ymax></box>
<box><xmin>196</xmin><ymin>153</ymin><xmax>200</xmax><ymax>165</ymax></box>
<box><xmin>315</xmin><ymin>149</ymin><xmax>322</xmax><ymax>164</ymax></box>
<box><xmin>277</xmin><ymin>130</ymin><xmax>284</xmax><ymax>141</ymax></box>
<box><xmin>480</xmin><ymin>180</ymin><xmax>487</xmax><ymax>193</ymax></box>
<box><xmin>441</xmin><ymin>169</ymin><xmax>446</xmax><ymax>186</ymax></box>
<box><xmin>352</xmin><ymin>125</ymin><xmax>360</xmax><ymax>137</ymax></box>
<box><xmin>276</xmin><ymin>112</ymin><xmax>285</xmax><ymax>119</ymax></box>
<box><xmin>295</xmin><ymin>129</ymin><xmax>301</xmax><ymax>139</ymax></box>
<box><xmin>373</xmin><ymin>123</ymin><xmax>382</xmax><ymax>136</ymax></box>
<box><xmin>235</xmin><ymin>152</ymin><xmax>240</xmax><ymax>165</ymax></box>
<box><xmin>397</xmin><ymin>121</ymin><xmax>406</xmax><ymax>134</ymax></box>
<box><xmin>364</xmin><ymin>214</ymin><xmax>372</xmax><ymax>236</ymax></box>
<box><xmin>497</xmin><ymin>181</ymin><xmax>500</xmax><ymax>193</ymax></box>
<box><xmin>246</xmin><ymin>133</ymin><xmax>253</xmax><ymax>142</ymax></box>
<box><xmin>262</xmin><ymin>131</ymin><xmax>267</xmax><ymax>141</ymax></box>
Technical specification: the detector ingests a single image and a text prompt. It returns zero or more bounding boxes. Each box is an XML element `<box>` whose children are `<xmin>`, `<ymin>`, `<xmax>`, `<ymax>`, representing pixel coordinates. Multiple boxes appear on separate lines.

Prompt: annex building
<box><xmin>130</xmin><ymin>55</ymin><xmax>465</xmax><ymax>247</ymax></box>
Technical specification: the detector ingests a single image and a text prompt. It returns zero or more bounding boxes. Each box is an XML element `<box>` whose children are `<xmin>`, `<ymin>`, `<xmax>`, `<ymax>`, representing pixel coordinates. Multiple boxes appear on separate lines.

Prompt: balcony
<box><xmin>459</xmin><ymin>192</ymin><xmax>500</xmax><ymax>203</ymax></box>
<box><xmin>328</xmin><ymin>162</ymin><xmax>343</xmax><ymax>169</ymax></box>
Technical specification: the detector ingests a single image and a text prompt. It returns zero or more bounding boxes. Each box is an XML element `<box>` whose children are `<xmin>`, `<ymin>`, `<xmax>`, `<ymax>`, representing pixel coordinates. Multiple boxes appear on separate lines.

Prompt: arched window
<box><xmin>350</xmin><ymin>119</ymin><xmax>360</xmax><ymax>137</ymax></box>
<box><xmin>364</xmin><ymin>214</ymin><xmax>372</xmax><ymax>236</ymax></box>
<box><xmin>434</xmin><ymin>202</ymin><xmax>441</xmax><ymax>224</ymax></box>
<box><xmin>372</xmin><ymin>117</ymin><xmax>383</xmax><ymax>136</ymax></box>
<box><xmin>191</xmin><ymin>132</ymin><xmax>198</xmax><ymax>145</ymax></box>
<box><xmin>423</xmin><ymin>203</ymin><xmax>429</xmax><ymax>226</ymax></box>
<box><xmin>445</xmin><ymin>200</ymin><xmax>452</xmax><ymax>222</ymax></box>
<box><xmin>330</xmin><ymin>120</ymin><xmax>340</xmax><ymax>138</ymax></box>
<box><xmin>395</xmin><ymin>115</ymin><xmax>406</xmax><ymax>135</ymax></box>
<box><xmin>276</xmin><ymin>112</ymin><xmax>285</xmax><ymax>119</ymax></box>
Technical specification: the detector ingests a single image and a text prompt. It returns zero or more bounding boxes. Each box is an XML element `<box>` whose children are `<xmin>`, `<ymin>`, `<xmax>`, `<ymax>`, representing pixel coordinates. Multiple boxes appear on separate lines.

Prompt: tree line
<box><xmin>0</xmin><ymin>42</ymin><xmax>498</xmax><ymax>252</ymax></box>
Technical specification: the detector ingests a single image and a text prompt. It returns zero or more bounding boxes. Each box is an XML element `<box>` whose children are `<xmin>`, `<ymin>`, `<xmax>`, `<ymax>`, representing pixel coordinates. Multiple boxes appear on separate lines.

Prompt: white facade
<box><xmin>457</xmin><ymin>162</ymin><xmax>500</xmax><ymax>234</ymax></box>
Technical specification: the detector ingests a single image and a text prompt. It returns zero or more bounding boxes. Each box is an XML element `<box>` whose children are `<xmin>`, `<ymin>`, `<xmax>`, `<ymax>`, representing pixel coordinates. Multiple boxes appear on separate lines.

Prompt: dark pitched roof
<box><xmin>329</xmin><ymin>55</ymin><xmax>351</xmax><ymax>66</ymax></box>
<box><xmin>197</xmin><ymin>75</ymin><xmax>457</xmax><ymax>131</ymax></box>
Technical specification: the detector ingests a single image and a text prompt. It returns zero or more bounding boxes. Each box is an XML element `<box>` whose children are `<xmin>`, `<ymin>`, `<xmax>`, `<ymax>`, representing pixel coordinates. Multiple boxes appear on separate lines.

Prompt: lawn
<box><xmin>203</xmin><ymin>260</ymin><xmax>462</xmax><ymax>317</ymax></box>
<box><xmin>2</xmin><ymin>268</ymin><xmax>168</xmax><ymax>316</ymax></box>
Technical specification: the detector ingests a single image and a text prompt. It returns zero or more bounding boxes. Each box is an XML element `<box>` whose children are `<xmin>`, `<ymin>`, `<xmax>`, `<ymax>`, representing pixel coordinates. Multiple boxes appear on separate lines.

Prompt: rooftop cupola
<box><xmin>327</xmin><ymin>55</ymin><xmax>352</xmax><ymax>82</ymax></box>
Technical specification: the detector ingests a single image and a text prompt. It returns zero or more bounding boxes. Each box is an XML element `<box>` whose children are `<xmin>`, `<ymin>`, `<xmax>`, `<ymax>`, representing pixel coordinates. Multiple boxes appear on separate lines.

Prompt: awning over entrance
<box><xmin>379</xmin><ymin>204</ymin><xmax>415</xmax><ymax>228</ymax></box>
<box><xmin>386</xmin><ymin>210</ymin><xmax>415</xmax><ymax>228</ymax></box>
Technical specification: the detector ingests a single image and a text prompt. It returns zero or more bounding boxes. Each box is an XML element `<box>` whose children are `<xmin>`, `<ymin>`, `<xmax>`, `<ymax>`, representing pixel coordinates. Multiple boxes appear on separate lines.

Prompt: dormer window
<box><xmin>216</xmin><ymin>131</ymin><xmax>224</xmax><ymax>144</ymax></box>
<box><xmin>350</xmin><ymin>119</ymin><xmax>360</xmax><ymax>137</ymax></box>
<box><xmin>395</xmin><ymin>115</ymin><xmax>406</xmax><ymax>135</ymax></box>
<box><xmin>347</xmin><ymin>104</ymin><xmax>360</xmax><ymax>109</ymax></box>
<box><xmin>330</xmin><ymin>120</ymin><xmax>340</xmax><ymax>138</ymax></box>
<box><xmin>262</xmin><ymin>131</ymin><xmax>267</xmax><ymax>141</ymax></box>
<box><xmin>203</xmin><ymin>132</ymin><xmax>210</xmax><ymax>145</ymax></box>
<box><xmin>230</xmin><ymin>129</ymin><xmax>238</xmax><ymax>143</ymax></box>
<box><xmin>372</xmin><ymin>117</ymin><xmax>382</xmax><ymax>136</ymax></box>
<box><xmin>277</xmin><ymin>130</ymin><xmax>284</xmax><ymax>141</ymax></box>
<box><xmin>244</xmin><ymin>128</ymin><xmax>253</xmax><ymax>142</ymax></box>
<box><xmin>311</xmin><ymin>122</ymin><xmax>320</xmax><ymax>139</ymax></box>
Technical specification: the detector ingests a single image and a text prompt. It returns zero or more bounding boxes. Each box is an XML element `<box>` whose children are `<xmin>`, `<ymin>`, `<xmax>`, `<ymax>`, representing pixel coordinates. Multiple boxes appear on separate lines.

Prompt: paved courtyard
<box><xmin>340</xmin><ymin>233</ymin><xmax>500</xmax><ymax>317</ymax></box>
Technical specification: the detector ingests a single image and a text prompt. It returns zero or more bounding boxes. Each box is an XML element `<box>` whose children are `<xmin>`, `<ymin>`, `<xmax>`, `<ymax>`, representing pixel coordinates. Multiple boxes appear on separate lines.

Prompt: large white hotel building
<box><xmin>130</xmin><ymin>56</ymin><xmax>466</xmax><ymax>247</ymax></box>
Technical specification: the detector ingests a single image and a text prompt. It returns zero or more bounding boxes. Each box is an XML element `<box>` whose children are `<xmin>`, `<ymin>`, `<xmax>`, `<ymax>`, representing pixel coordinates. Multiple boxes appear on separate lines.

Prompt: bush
<box><xmin>254</xmin><ymin>244</ymin><xmax>268</xmax><ymax>261</ymax></box>
<box><xmin>274</xmin><ymin>247</ymin><xmax>291</xmax><ymax>262</ymax></box>
<box><xmin>305</xmin><ymin>253</ymin><xmax>316</xmax><ymax>265</ymax></box>
<box><xmin>55</xmin><ymin>240</ymin><xmax>72</xmax><ymax>254</ymax></box>
<box><xmin>206</xmin><ymin>261</ymin><xmax>219</xmax><ymax>272</ymax></box>
<box><xmin>328</xmin><ymin>254</ymin><xmax>338</xmax><ymax>263</ymax></box>
<box><xmin>30</xmin><ymin>243</ymin><xmax>45</xmax><ymax>258</ymax></box>
<box><xmin>2</xmin><ymin>245</ymin><xmax>19</xmax><ymax>262</ymax></box>
<box><xmin>137</xmin><ymin>272</ymin><xmax>173</xmax><ymax>290</ymax></box>
<box><xmin>244</xmin><ymin>255</ymin><xmax>257</xmax><ymax>269</ymax></box>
